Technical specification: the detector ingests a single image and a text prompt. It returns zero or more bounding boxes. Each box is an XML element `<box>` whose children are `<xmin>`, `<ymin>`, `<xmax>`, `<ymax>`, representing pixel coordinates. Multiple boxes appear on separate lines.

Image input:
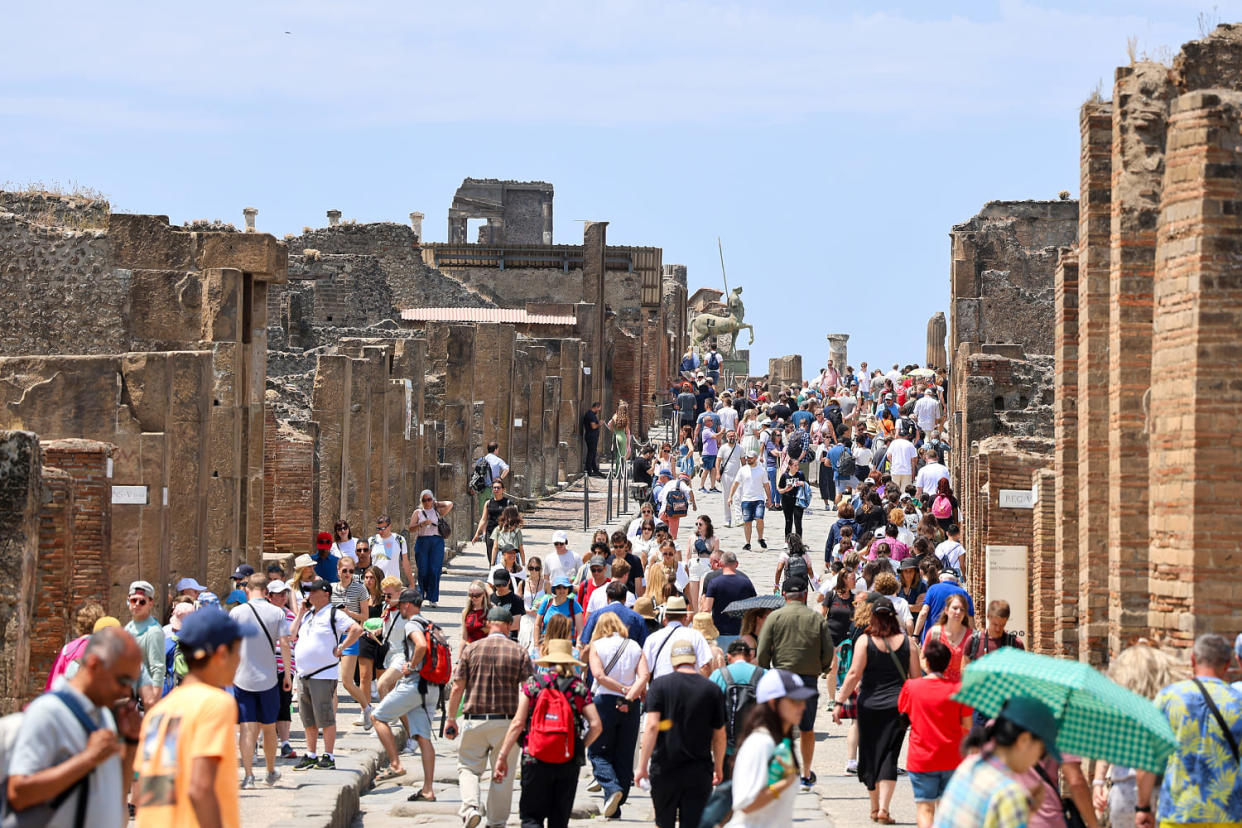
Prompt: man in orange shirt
<box><xmin>134</xmin><ymin>610</ymin><xmax>258</xmax><ymax>828</ymax></box>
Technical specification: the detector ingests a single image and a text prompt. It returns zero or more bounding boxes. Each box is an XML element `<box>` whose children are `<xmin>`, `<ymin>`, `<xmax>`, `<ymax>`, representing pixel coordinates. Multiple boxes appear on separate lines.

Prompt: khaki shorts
<box><xmin>298</xmin><ymin>677</ymin><xmax>337</xmax><ymax>728</ymax></box>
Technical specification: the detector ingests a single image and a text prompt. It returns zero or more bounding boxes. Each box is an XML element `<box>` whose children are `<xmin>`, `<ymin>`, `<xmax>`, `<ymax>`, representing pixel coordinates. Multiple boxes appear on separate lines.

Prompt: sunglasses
<box><xmin>128</xmin><ymin>597</ymin><xmax>148</xmax><ymax>606</ymax></box>
<box><xmin>528</xmin><ymin>566</ymin><xmax>541</xmax><ymax>572</ymax></box>
<box><xmin>554</xmin><ymin>542</ymin><xmax>566</xmax><ymax>547</ymax></box>
<box><xmin>356</xmin><ymin>547</ymin><xmax>369</xmax><ymax>552</ymax></box>
<box><xmin>469</xmin><ymin>591</ymin><xmax>485</xmax><ymax>598</ymax></box>
<box><xmin>590</xmin><ymin>567</ymin><xmax>604</xmax><ymax>573</ymax></box>
<box><xmin>340</xmin><ymin>568</ymin><xmax>354</xmax><ymax>574</ymax></box>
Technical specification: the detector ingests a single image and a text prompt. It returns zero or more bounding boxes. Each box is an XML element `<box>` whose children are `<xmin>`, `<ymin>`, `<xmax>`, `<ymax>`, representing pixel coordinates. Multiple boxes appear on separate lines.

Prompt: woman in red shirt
<box><xmin>460</xmin><ymin>579</ymin><xmax>490</xmax><ymax>644</ymax></box>
<box><xmin>897</xmin><ymin>639</ymin><xmax>973</xmax><ymax>828</ymax></box>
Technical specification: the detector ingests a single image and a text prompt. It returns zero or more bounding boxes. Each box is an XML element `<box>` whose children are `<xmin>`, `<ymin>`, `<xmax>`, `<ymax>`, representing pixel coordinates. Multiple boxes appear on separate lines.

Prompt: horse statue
<box><xmin>690</xmin><ymin>286</ymin><xmax>754</xmax><ymax>352</ymax></box>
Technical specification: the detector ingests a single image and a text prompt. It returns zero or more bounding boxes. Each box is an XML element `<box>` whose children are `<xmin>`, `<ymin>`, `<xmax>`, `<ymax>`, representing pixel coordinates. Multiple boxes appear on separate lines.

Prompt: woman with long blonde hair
<box><xmin>587</xmin><ymin>612</ymin><xmax>648</xmax><ymax>815</ymax></box>
<box><xmin>607</xmin><ymin>401</ymin><xmax>632</xmax><ymax>465</ymax></box>
<box><xmin>1092</xmin><ymin>643</ymin><xmax>1188</xmax><ymax>827</ymax></box>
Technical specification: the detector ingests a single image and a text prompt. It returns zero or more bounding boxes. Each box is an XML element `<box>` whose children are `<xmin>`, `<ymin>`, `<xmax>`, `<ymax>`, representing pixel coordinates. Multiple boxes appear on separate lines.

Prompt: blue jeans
<box><xmin>766</xmin><ymin>466</ymin><xmax>779</xmax><ymax>506</ymax></box>
<box><xmin>414</xmin><ymin>535</ymin><xmax>444</xmax><ymax>602</ymax></box>
<box><xmin>588</xmin><ymin>694</ymin><xmax>640</xmax><ymax>801</ymax></box>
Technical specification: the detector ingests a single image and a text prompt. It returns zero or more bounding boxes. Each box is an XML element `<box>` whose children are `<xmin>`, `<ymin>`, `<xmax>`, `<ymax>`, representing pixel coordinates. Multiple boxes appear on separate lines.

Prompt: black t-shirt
<box><xmin>485</xmin><ymin>496</ymin><xmax>511</xmax><ymax>536</ymax></box>
<box><xmin>633</xmin><ymin>456</ymin><xmax>653</xmax><ymax>485</ymax></box>
<box><xmin>778</xmin><ymin>471</ymin><xmax>806</xmax><ymax>505</ymax></box>
<box><xmin>645</xmin><ymin>670</ymin><xmax>726</xmax><ymax>772</ymax></box>
<box><xmin>771</xmin><ymin>403</ymin><xmax>792</xmax><ymax>422</ymax></box>
<box><xmin>703</xmin><ymin>572</ymin><xmax>757</xmax><ymax>636</ymax></box>
<box><xmin>823</xmin><ymin>590</ymin><xmax>854</xmax><ymax>644</ymax></box>
<box><xmin>695</xmin><ymin>386</ymin><xmax>716</xmax><ymax>415</ymax></box>
<box><xmin>604</xmin><ymin>551</ymin><xmax>645</xmax><ymax>594</ymax></box>
<box><xmin>490</xmin><ymin>590</ymin><xmax>524</xmax><ymax>639</ymax></box>
<box><xmin>582</xmin><ymin>410</ymin><xmax>600</xmax><ymax>441</ymax></box>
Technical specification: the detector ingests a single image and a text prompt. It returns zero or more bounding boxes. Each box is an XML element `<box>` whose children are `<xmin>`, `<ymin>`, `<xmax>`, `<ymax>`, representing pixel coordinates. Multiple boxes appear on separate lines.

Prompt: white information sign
<box><xmin>999</xmin><ymin>489</ymin><xmax>1035</xmax><ymax>509</ymax></box>
<box><xmin>112</xmin><ymin>485</ymin><xmax>149</xmax><ymax>506</ymax></box>
<box><xmin>985</xmin><ymin>544</ymin><xmax>1029</xmax><ymax>640</ymax></box>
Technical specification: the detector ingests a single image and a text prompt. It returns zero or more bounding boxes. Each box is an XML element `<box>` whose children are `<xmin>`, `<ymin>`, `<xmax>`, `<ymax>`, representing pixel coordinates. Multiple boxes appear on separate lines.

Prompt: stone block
<box><xmin>196</xmin><ymin>231</ymin><xmax>288</xmax><ymax>281</ymax></box>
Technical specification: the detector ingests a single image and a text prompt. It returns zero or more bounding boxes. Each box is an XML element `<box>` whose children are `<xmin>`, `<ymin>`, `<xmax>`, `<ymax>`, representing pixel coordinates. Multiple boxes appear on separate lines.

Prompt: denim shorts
<box><xmin>909</xmin><ymin>769</ymin><xmax>955</xmax><ymax>802</ymax></box>
<box><xmin>740</xmin><ymin>500</ymin><xmax>766</xmax><ymax>522</ymax></box>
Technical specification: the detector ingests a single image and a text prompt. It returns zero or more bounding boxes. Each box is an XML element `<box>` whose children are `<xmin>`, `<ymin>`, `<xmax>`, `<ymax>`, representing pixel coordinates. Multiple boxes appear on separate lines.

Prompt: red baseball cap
<box><xmin>316</xmin><ymin>531</ymin><xmax>333</xmax><ymax>548</ymax></box>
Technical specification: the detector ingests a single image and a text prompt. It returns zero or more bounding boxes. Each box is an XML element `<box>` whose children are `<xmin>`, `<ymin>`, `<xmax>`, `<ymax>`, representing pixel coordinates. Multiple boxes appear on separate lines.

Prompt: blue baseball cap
<box><xmin>177</xmin><ymin>608</ymin><xmax>258</xmax><ymax>659</ymax></box>
<box><xmin>552</xmin><ymin>575</ymin><xmax>572</xmax><ymax>589</ymax></box>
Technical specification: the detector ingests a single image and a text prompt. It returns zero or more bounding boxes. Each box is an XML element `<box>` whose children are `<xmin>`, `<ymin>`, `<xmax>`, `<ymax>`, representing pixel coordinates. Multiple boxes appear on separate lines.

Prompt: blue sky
<box><xmin>3</xmin><ymin>1</ymin><xmax>1229</xmax><ymax>375</ymax></box>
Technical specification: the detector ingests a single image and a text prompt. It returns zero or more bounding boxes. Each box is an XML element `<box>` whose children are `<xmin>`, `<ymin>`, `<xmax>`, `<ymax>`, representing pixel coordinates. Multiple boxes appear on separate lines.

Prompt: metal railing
<box><xmin>582</xmin><ymin>432</ymin><xmax>636</xmax><ymax>530</ymax></box>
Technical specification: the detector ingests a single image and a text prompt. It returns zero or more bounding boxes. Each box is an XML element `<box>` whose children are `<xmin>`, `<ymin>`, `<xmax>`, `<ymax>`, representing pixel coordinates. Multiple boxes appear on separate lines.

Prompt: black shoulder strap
<box><xmin>651</xmin><ymin>629</ymin><xmax>677</xmax><ymax>669</ymax></box>
<box><xmin>602</xmin><ymin>640</ymin><xmax>628</xmax><ymax>678</ymax></box>
<box><xmin>721</xmin><ymin>663</ymin><xmax>736</xmax><ymax>688</ymax></box>
<box><xmin>247</xmin><ymin>601</ymin><xmax>277</xmax><ymax>652</ymax></box>
<box><xmin>1194</xmin><ymin>678</ymin><xmax>1240</xmax><ymax>762</ymax></box>
<box><xmin>875</xmin><ymin>635</ymin><xmax>908</xmax><ymax>681</ymax></box>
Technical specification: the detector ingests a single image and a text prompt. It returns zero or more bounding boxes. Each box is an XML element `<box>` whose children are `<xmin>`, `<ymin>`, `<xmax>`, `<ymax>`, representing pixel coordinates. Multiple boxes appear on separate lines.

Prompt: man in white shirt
<box><xmin>657</xmin><ymin>472</ymin><xmax>697</xmax><ymax>539</ymax></box>
<box><xmin>545</xmin><ymin>530</ymin><xmax>582</xmax><ymax>583</ymax></box>
<box><xmin>481</xmin><ymin>442</ymin><xmax>510</xmax><ymax>499</ymax></box>
<box><xmin>716</xmin><ymin>431</ymin><xmax>745</xmax><ymax>528</ymax></box>
<box><xmin>887</xmin><ymin>435</ymin><xmax>918</xmax><ymax>491</ymax></box>
<box><xmin>726</xmin><ymin>450</ymin><xmax>772</xmax><ymax>551</ymax></box>
<box><xmin>915</xmin><ymin>449</ymin><xmax>950</xmax><ymax>497</ymax></box>
<box><xmin>369</xmin><ymin>515</ymin><xmax>414</xmax><ymax>586</ymax></box>
<box><xmin>231</xmin><ymin>574</ymin><xmax>293</xmax><ymax>788</ymax></box>
<box><xmin>936</xmin><ymin>525</ymin><xmax>966</xmax><ymax>575</ymax></box>
<box><xmin>716</xmin><ymin>395</ymin><xmax>739</xmax><ymax>433</ymax></box>
<box><xmin>291</xmin><ymin>580</ymin><xmax>364</xmax><ymax>770</ymax></box>
<box><xmin>641</xmin><ymin>596</ymin><xmax>712</xmax><ymax>678</ymax></box>
<box><xmin>886</xmin><ymin>363</ymin><xmax>903</xmax><ymax>384</ymax></box>
<box><xmin>912</xmin><ymin>388</ymin><xmax>943</xmax><ymax>437</ymax></box>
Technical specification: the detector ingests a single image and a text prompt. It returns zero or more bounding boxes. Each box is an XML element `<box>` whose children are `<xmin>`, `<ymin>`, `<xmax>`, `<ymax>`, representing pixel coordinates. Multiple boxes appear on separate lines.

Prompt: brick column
<box><xmin>1108</xmin><ymin>64</ymin><xmax>1173</xmax><ymax>654</ymax></box>
<box><xmin>1148</xmin><ymin>89</ymin><xmax>1242</xmax><ymax>647</ymax></box>
<box><xmin>31</xmin><ymin>467</ymin><xmax>73</xmax><ymax>697</ymax></box>
<box><xmin>42</xmin><ymin>440</ymin><xmax>113</xmax><ymax>615</ymax></box>
<box><xmin>1053</xmin><ymin>248</ymin><xmax>1080</xmax><ymax>657</ymax></box>
<box><xmin>1076</xmin><ymin>101</ymin><xmax>1113</xmax><ymax>664</ymax></box>
<box><xmin>1030</xmin><ymin>469</ymin><xmax>1057</xmax><ymax>655</ymax></box>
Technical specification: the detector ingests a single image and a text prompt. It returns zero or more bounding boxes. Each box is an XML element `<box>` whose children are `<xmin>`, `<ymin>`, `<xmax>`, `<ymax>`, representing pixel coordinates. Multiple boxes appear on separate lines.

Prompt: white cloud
<box><xmin>0</xmin><ymin>1</ymin><xmax>1207</xmax><ymax>131</ymax></box>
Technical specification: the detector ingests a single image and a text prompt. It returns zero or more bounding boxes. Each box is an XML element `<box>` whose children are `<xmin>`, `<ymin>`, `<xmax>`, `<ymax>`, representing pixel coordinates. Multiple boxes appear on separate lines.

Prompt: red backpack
<box><xmin>407</xmin><ymin>616</ymin><xmax>453</xmax><ymax>687</ymax></box>
<box><xmin>526</xmin><ymin>674</ymin><xmax>577</xmax><ymax>763</ymax></box>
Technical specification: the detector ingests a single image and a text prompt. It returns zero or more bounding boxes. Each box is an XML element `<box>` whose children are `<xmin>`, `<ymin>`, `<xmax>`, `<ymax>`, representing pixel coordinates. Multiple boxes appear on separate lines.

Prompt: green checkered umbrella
<box><xmin>953</xmin><ymin>647</ymin><xmax>1177</xmax><ymax>773</ymax></box>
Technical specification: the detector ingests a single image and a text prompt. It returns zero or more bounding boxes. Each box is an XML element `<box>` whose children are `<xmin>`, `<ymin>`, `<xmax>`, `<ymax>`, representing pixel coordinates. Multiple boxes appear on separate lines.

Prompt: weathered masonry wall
<box><xmin>0</xmin><ymin>431</ymin><xmax>40</xmax><ymax>712</ymax></box>
<box><xmin>1052</xmin><ymin>23</ymin><xmax>1242</xmax><ymax>660</ymax></box>
<box><xmin>0</xmin><ymin>202</ymin><xmax>287</xmax><ymax>615</ymax></box>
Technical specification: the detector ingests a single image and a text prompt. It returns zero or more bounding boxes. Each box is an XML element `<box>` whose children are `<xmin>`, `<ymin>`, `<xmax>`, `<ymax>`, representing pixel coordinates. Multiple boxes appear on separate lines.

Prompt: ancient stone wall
<box><xmin>949</xmin><ymin>201</ymin><xmax>1079</xmax><ymax>356</ymax></box>
<box><xmin>1049</xmin><ymin>23</ymin><xmax>1242</xmax><ymax>660</ymax></box>
<box><xmin>31</xmin><ymin>466</ymin><xmax>73</xmax><ymax>696</ymax></box>
<box><xmin>768</xmin><ymin>355</ymin><xmax>803</xmax><ymax>389</ymax></box>
<box><xmin>0</xmin><ymin>431</ymin><xmax>40</xmax><ymax>712</ymax></box>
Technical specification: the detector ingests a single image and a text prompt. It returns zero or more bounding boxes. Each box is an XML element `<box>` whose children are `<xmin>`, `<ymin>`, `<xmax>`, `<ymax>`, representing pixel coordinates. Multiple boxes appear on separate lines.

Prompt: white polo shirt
<box><xmin>733</xmin><ymin>463</ymin><xmax>769</xmax><ymax>502</ymax></box>
<box><xmin>294</xmin><ymin>602</ymin><xmax>354</xmax><ymax>680</ymax></box>
<box><xmin>642</xmin><ymin>621</ymin><xmax>713</xmax><ymax>679</ymax></box>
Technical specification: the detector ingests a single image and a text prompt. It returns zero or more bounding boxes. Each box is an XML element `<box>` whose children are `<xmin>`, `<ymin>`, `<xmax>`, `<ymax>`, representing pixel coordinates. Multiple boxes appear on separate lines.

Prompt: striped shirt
<box><xmin>332</xmin><ymin>579</ymin><xmax>369</xmax><ymax>614</ymax></box>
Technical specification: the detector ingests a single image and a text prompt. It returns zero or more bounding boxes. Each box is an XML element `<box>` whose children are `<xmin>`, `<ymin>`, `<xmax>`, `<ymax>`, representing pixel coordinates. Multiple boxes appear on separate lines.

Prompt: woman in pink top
<box><xmin>923</xmin><ymin>593</ymin><xmax>971</xmax><ymax>682</ymax></box>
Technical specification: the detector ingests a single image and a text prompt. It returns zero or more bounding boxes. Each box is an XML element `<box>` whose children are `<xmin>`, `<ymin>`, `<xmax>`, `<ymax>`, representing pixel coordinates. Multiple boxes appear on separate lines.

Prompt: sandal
<box><xmin>870</xmin><ymin>810</ymin><xmax>879</xmax><ymax>822</ymax></box>
<box><xmin>375</xmin><ymin>767</ymin><xmax>404</xmax><ymax>781</ymax></box>
<box><xmin>407</xmin><ymin>791</ymin><xmax>437</xmax><ymax>802</ymax></box>
<box><xmin>876</xmin><ymin>810</ymin><xmax>895</xmax><ymax>824</ymax></box>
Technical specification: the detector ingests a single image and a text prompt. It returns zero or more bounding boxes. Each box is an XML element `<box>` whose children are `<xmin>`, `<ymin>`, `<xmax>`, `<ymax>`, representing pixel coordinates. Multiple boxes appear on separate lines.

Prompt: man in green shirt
<box><xmin>756</xmin><ymin>575</ymin><xmax>834</xmax><ymax>791</ymax></box>
<box><xmin>125</xmin><ymin>579</ymin><xmax>166</xmax><ymax>707</ymax></box>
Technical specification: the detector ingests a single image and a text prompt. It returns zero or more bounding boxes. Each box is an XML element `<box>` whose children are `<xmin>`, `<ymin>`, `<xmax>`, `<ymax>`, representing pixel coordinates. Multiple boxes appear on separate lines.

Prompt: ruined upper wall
<box><xmin>448</xmin><ymin>178</ymin><xmax>554</xmax><ymax>245</ymax></box>
<box><xmin>1171</xmin><ymin>23</ymin><xmax>1242</xmax><ymax>92</ymax></box>
<box><xmin>950</xmin><ymin>200</ymin><xmax>1079</xmax><ymax>356</ymax></box>
<box><xmin>0</xmin><ymin>199</ymin><xmax>287</xmax><ymax>357</ymax></box>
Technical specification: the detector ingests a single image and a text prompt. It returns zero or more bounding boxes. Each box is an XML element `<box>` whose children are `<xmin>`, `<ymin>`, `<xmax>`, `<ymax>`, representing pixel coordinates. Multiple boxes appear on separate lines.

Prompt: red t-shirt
<box><xmin>897</xmin><ymin>676</ymin><xmax>973</xmax><ymax>772</ymax></box>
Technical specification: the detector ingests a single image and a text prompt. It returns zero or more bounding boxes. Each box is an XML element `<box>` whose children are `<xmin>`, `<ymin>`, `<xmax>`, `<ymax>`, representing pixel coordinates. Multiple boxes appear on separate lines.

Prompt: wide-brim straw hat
<box><xmin>535</xmin><ymin>638</ymin><xmax>585</xmax><ymax>667</ymax></box>
<box><xmin>692</xmin><ymin>612</ymin><xmax>720</xmax><ymax>641</ymax></box>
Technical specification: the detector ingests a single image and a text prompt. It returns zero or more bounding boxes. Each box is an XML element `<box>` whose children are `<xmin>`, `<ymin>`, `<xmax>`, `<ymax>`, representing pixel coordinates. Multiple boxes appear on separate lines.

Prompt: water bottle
<box><xmin>638</xmin><ymin>777</ymin><xmax>651</xmax><ymax>792</ymax></box>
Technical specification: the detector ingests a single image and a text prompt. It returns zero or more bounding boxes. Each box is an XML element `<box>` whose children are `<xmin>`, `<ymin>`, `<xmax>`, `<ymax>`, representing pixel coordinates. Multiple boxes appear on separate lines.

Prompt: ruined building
<box><xmin>949</xmin><ymin>24</ymin><xmax>1242</xmax><ymax>664</ymax></box>
<box><xmin>0</xmin><ymin>178</ymin><xmax>693</xmax><ymax>708</ymax></box>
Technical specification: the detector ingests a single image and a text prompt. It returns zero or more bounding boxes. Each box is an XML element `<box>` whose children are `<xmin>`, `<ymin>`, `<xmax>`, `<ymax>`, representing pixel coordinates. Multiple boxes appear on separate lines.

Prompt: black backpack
<box><xmin>826</xmin><ymin>405</ymin><xmax>844</xmax><ymax>433</ymax></box>
<box><xmin>836</xmin><ymin>449</ymin><xmax>856</xmax><ymax>478</ymax></box>
<box><xmin>783</xmin><ymin>554</ymin><xmax>809</xmax><ymax>590</ymax></box>
<box><xmin>721</xmin><ymin>664</ymin><xmax>763</xmax><ymax>752</ymax></box>
<box><xmin>965</xmin><ymin>630</ymin><xmax>1019</xmax><ymax>660</ymax></box>
<box><xmin>469</xmin><ymin>457</ymin><xmax>491</xmax><ymax>492</ymax></box>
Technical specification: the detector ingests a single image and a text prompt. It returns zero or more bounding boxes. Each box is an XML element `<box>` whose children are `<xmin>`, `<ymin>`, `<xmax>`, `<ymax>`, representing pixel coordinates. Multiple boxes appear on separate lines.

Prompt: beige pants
<box><xmin>892</xmin><ymin>473</ymin><xmax>913</xmax><ymax>491</ymax></box>
<box><xmin>458</xmin><ymin>717</ymin><xmax>519</xmax><ymax>825</ymax></box>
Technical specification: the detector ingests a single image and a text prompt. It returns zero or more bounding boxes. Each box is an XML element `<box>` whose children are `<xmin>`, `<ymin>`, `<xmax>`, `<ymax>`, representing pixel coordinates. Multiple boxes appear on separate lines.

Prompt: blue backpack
<box><xmin>162</xmin><ymin>635</ymin><xmax>180</xmax><ymax>696</ymax></box>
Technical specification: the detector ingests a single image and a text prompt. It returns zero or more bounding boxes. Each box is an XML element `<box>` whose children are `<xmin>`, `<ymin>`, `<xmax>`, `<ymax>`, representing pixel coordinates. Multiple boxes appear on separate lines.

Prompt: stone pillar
<box><xmin>582</xmin><ymin>223</ymin><xmax>609</xmax><ymax>411</ymax></box>
<box><xmin>0</xmin><ymin>430</ymin><xmax>39</xmax><ymax>712</ymax></box>
<box><xmin>541</xmin><ymin>200</ymin><xmax>553</xmax><ymax>245</ymax></box>
<box><xmin>327</xmin><ymin>210</ymin><xmax>341</xmax><ymax>227</ymax></box>
<box><xmin>1030</xmin><ymin>468</ymin><xmax>1058</xmax><ymax>655</ymax></box>
<box><xmin>448</xmin><ymin>216</ymin><xmax>467</xmax><ymax>244</ymax></box>
<box><xmin>826</xmin><ymin>334</ymin><xmax>849</xmax><ymax>373</ymax></box>
<box><xmin>1108</xmin><ymin>63</ymin><xmax>1173</xmax><ymax>654</ymax></box>
<box><xmin>409</xmin><ymin>212</ymin><xmax>424</xmax><ymax>243</ymax></box>
<box><xmin>1148</xmin><ymin>89</ymin><xmax>1242</xmax><ymax>648</ymax></box>
<box><xmin>243</xmin><ymin>207</ymin><xmax>258</xmax><ymax>232</ymax></box>
<box><xmin>510</xmin><ymin>348</ymin><xmax>533</xmax><ymax>498</ymax></box>
<box><xmin>1053</xmin><ymin>248</ymin><xmax>1080</xmax><ymax>658</ymax></box>
<box><xmin>925</xmin><ymin>313</ymin><xmax>948</xmax><ymax>369</ymax></box>
<box><xmin>1075</xmin><ymin>100</ymin><xmax>1113</xmax><ymax>665</ymax></box>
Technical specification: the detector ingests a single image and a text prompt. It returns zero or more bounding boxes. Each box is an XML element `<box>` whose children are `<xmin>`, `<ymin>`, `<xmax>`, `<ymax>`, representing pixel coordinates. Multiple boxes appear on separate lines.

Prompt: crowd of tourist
<box><xmin>10</xmin><ymin>356</ymin><xmax>1242</xmax><ymax>828</ymax></box>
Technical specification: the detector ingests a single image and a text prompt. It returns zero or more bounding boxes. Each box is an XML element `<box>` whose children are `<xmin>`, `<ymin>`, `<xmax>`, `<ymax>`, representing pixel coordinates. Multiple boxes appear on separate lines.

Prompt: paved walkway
<box><xmin>240</xmin><ymin>450</ymin><xmax>917</xmax><ymax>827</ymax></box>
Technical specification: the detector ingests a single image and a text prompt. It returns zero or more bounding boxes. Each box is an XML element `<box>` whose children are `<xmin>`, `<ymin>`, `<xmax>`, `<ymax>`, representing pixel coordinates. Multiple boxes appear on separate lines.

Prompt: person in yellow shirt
<box><xmin>134</xmin><ymin>609</ymin><xmax>258</xmax><ymax>828</ymax></box>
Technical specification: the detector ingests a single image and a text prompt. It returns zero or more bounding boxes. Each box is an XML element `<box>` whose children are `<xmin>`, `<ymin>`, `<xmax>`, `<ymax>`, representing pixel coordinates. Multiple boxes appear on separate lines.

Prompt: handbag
<box><xmin>1033</xmin><ymin>762</ymin><xmax>1089</xmax><ymax>828</ymax></box>
<box><xmin>432</xmin><ymin>507</ymin><xmax>452</xmax><ymax>540</ymax></box>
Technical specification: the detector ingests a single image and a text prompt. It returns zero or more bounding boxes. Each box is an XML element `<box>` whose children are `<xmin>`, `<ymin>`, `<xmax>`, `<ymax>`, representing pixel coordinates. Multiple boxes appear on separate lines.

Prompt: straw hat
<box><xmin>634</xmin><ymin>596</ymin><xmax>657</xmax><ymax>620</ymax></box>
<box><xmin>294</xmin><ymin>553</ymin><xmax>315</xmax><ymax>571</ymax></box>
<box><xmin>692</xmin><ymin>612</ymin><xmax>720</xmax><ymax>641</ymax></box>
<box><xmin>535</xmin><ymin>639</ymin><xmax>585</xmax><ymax>667</ymax></box>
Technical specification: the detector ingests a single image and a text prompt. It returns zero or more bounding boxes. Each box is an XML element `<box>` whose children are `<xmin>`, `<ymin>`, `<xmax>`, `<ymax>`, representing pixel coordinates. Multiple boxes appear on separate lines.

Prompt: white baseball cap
<box><xmin>552</xmin><ymin>530</ymin><xmax>569</xmax><ymax>545</ymax></box>
<box><xmin>756</xmin><ymin>670</ymin><xmax>818</xmax><ymax>704</ymax></box>
<box><xmin>266</xmin><ymin>579</ymin><xmax>291</xmax><ymax>593</ymax></box>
